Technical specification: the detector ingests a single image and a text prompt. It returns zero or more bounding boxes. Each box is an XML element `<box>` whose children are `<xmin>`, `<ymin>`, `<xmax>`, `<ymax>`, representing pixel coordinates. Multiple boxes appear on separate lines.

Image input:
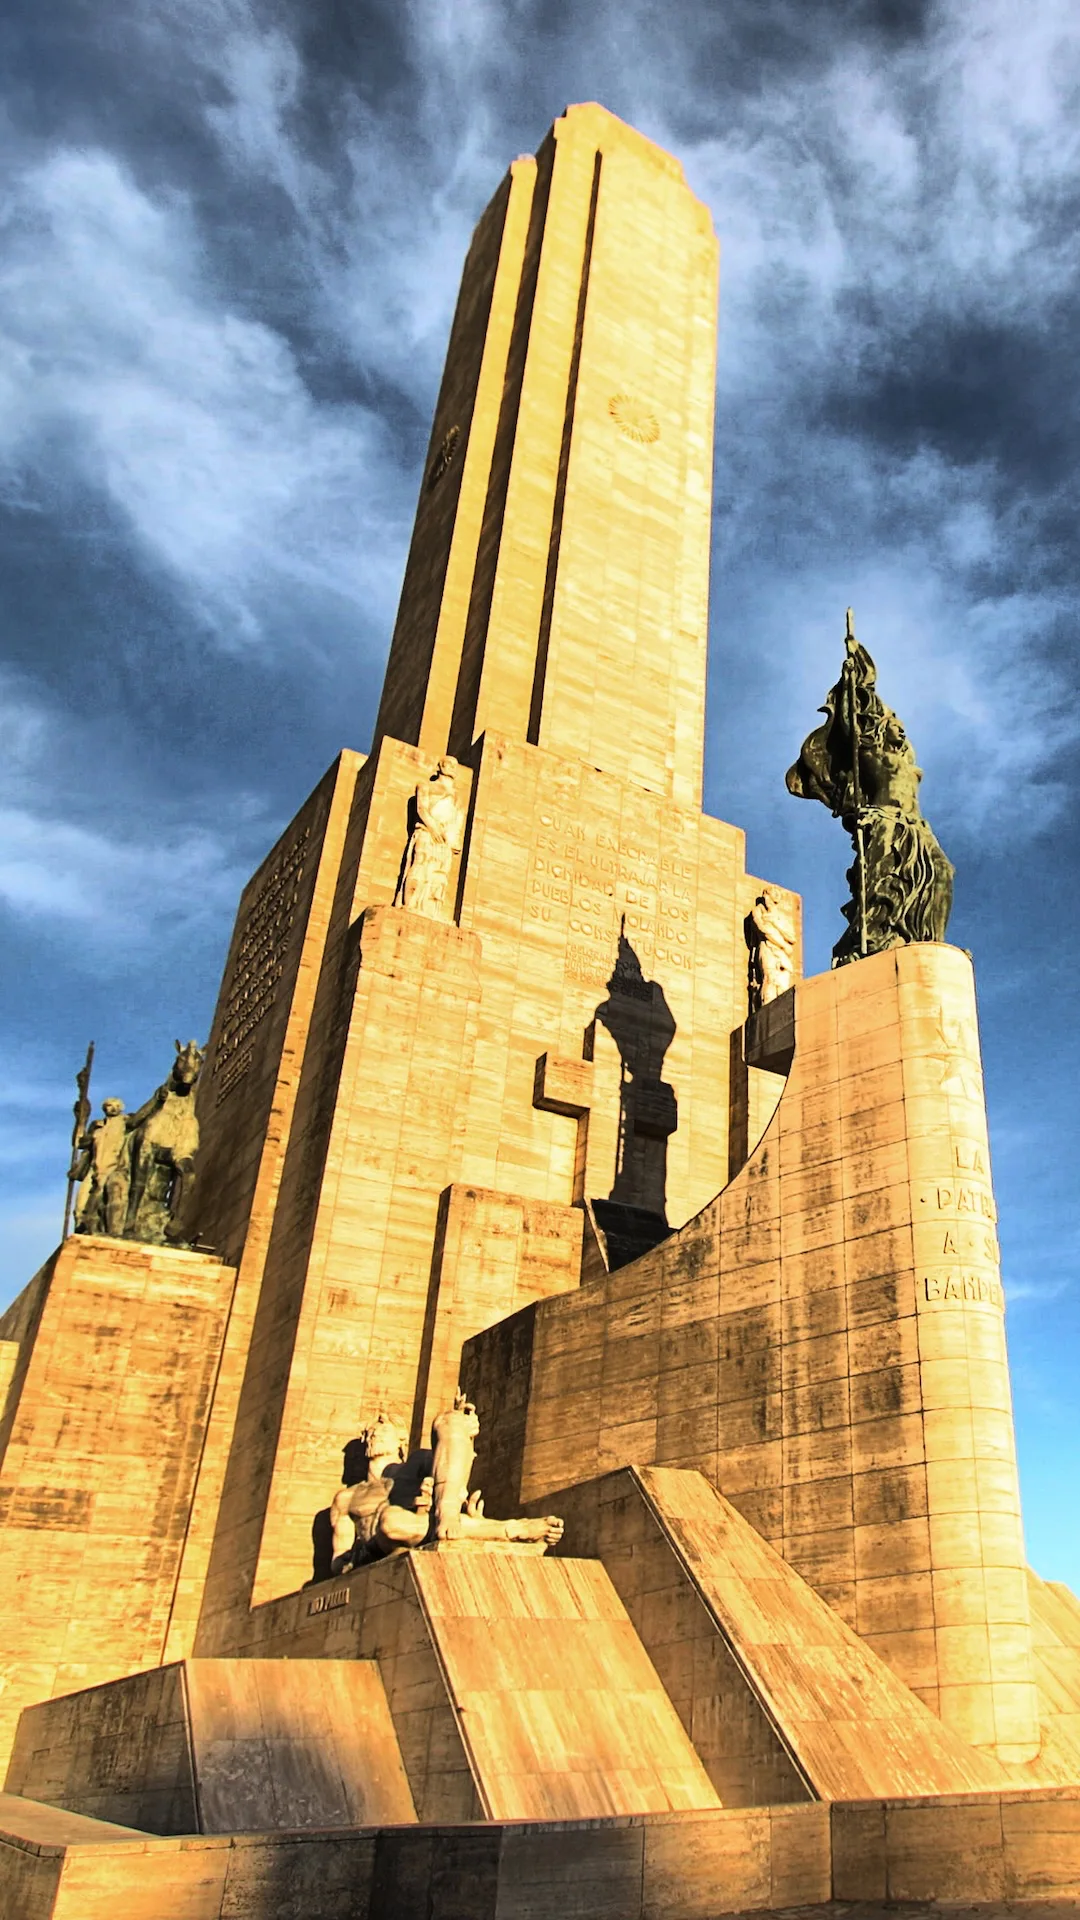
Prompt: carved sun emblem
<box><xmin>608</xmin><ymin>392</ymin><xmax>660</xmax><ymax>444</ymax></box>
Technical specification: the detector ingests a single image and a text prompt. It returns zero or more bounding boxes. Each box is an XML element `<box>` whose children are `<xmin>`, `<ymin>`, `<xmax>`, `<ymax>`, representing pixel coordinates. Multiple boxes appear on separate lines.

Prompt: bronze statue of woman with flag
<box><xmin>787</xmin><ymin>611</ymin><xmax>954</xmax><ymax>966</ymax></box>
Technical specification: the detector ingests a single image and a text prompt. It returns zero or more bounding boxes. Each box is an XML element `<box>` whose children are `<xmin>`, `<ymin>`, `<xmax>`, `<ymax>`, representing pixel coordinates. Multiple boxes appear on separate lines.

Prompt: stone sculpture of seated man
<box><xmin>327</xmin><ymin>1398</ymin><xmax>563</xmax><ymax>1574</ymax></box>
<box><xmin>329</xmin><ymin>1413</ymin><xmax>431</xmax><ymax>1574</ymax></box>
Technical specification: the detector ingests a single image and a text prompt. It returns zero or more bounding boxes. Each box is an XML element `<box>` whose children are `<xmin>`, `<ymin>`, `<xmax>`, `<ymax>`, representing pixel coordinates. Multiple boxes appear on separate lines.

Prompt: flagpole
<box><xmin>63</xmin><ymin>1041</ymin><xmax>95</xmax><ymax>1240</ymax></box>
<box><xmin>842</xmin><ymin>608</ymin><xmax>868</xmax><ymax>958</ymax></box>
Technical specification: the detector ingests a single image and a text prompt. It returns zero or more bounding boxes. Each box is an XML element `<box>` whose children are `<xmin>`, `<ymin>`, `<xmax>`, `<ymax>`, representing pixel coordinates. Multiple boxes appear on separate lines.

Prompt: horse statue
<box><xmin>124</xmin><ymin>1039</ymin><xmax>204</xmax><ymax>1244</ymax></box>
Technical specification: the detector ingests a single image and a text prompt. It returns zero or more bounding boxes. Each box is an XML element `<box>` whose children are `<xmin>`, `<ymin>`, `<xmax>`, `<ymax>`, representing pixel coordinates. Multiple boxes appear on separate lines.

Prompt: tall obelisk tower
<box><xmin>374</xmin><ymin>103</ymin><xmax>717</xmax><ymax>808</ymax></box>
<box><xmin>0</xmin><ymin>104</ymin><xmax>1048</xmax><ymax>1791</ymax></box>
<box><xmin>172</xmin><ymin>105</ymin><xmax>793</xmax><ymax>1644</ymax></box>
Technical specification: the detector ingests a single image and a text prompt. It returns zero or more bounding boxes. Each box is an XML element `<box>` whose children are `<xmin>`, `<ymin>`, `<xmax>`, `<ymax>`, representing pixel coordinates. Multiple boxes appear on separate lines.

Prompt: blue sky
<box><xmin>2</xmin><ymin>0</ymin><xmax>1078</xmax><ymax>1582</ymax></box>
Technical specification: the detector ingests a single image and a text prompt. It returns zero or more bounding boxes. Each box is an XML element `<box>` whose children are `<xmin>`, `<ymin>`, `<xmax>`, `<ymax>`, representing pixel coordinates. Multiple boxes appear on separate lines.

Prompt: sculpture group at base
<box><xmin>71</xmin><ymin>1040</ymin><xmax>204</xmax><ymax>1246</ymax></box>
<box><xmin>328</xmin><ymin>1396</ymin><xmax>563</xmax><ymax>1573</ymax></box>
<box><xmin>786</xmin><ymin>611</ymin><xmax>954</xmax><ymax>965</ymax></box>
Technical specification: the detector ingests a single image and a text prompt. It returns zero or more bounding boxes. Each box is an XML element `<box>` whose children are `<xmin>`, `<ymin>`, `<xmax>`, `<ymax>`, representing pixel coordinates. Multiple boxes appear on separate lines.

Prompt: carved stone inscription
<box><xmin>924</xmin><ymin>1272</ymin><xmax>1004</xmax><ymax>1308</ymax></box>
<box><xmin>307</xmin><ymin>1584</ymin><xmax>350</xmax><ymax>1616</ymax></box>
<box><xmin>916</xmin><ymin>1136</ymin><xmax>1003</xmax><ymax>1310</ymax></box>
<box><xmin>527</xmin><ymin>807</ymin><xmax>696</xmax><ymax>984</ymax></box>
<box><xmin>213</xmin><ymin>826</ymin><xmax>311</xmax><ymax>1097</ymax></box>
<box><xmin>215</xmin><ymin>1046</ymin><xmax>254</xmax><ymax>1109</ymax></box>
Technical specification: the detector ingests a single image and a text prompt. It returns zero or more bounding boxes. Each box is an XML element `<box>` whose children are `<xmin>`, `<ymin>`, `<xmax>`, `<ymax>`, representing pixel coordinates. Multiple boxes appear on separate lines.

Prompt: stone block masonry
<box><xmin>0</xmin><ymin>1238</ymin><xmax>236</xmax><ymax>1771</ymax></box>
<box><xmin>464</xmin><ymin>944</ymin><xmax>1041</xmax><ymax>1765</ymax></box>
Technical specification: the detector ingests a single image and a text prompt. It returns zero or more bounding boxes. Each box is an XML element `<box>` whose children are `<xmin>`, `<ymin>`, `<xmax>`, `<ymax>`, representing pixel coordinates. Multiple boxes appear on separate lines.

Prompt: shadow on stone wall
<box><xmin>592</xmin><ymin>924</ymin><xmax>677</xmax><ymax>1223</ymax></box>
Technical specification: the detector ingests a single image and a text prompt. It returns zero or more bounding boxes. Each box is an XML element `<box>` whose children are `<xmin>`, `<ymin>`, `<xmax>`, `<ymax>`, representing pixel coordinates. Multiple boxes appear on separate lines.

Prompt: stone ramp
<box><xmin>535</xmin><ymin>1467</ymin><xmax>1007</xmax><ymax>1803</ymax></box>
<box><xmin>6</xmin><ymin>1660</ymin><xmax>415</xmax><ymax>1834</ymax></box>
<box><xmin>945</xmin><ymin>1564</ymin><xmax>1080</xmax><ymax>1790</ymax></box>
<box><xmin>408</xmin><ymin>1548</ymin><xmax>721</xmax><ymax>1820</ymax></box>
<box><xmin>1024</xmin><ymin>1567</ymin><xmax>1080</xmax><ymax>1782</ymax></box>
<box><xmin>1048</xmin><ymin>1579</ymin><xmax>1080</xmax><ymax>1638</ymax></box>
<box><xmin>636</xmin><ymin>1467</ymin><xmax>1010</xmax><ymax>1799</ymax></box>
<box><xmin>231</xmin><ymin>1546</ymin><xmax>724</xmax><ymax>1822</ymax></box>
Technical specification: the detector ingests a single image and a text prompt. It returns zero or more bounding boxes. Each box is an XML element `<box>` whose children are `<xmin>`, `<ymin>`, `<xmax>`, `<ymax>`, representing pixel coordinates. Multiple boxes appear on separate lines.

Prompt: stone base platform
<box><xmin>6</xmin><ymin>1660</ymin><xmax>415</xmax><ymax>1834</ymax></box>
<box><xmin>0</xmin><ymin>1795</ymin><xmax>823</xmax><ymax>1918</ymax></box>
<box><xmin>10</xmin><ymin>1550</ymin><xmax>721</xmax><ymax>1829</ymax></box>
<box><xmin>5</xmin><ymin>1786</ymin><xmax>1080</xmax><ymax>1919</ymax></box>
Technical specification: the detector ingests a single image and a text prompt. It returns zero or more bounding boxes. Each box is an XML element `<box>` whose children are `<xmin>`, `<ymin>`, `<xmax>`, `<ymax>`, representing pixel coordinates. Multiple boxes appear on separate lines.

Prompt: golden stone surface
<box><xmin>0</xmin><ymin>101</ymin><xmax>1079</xmax><ymax>1920</ymax></box>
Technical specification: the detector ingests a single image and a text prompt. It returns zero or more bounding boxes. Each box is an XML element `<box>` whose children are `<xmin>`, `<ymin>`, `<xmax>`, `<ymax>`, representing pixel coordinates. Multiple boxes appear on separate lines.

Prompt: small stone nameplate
<box><xmin>307</xmin><ymin>1585</ymin><xmax>350</xmax><ymax>1616</ymax></box>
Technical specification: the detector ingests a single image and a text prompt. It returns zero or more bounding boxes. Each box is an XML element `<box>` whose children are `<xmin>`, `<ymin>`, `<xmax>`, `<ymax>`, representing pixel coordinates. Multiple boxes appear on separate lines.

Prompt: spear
<box><xmin>841</xmin><ymin>608</ymin><xmax>869</xmax><ymax>958</ymax></box>
<box><xmin>63</xmin><ymin>1040</ymin><xmax>95</xmax><ymax>1240</ymax></box>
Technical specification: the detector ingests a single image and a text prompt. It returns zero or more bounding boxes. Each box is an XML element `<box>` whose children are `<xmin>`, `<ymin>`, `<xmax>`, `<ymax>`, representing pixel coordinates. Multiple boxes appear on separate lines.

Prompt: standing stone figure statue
<box><xmin>393</xmin><ymin>756</ymin><xmax>465</xmax><ymax>920</ymax></box>
<box><xmin>63</xmin><ymin>1040</ymin><xmax>95</xmax><ymax>1239</ymax></box>
<box><xmin>786</xmin><ymin>611</ymin><xmax>954</xmax><ymax>966</ymax></box>
<box><xmin>72</xmin><ymin>1098</ymin><xmax>132</xmax><ymax>1237</ymax></box>
<box><xmin>747</xmin><ymin>885</ymin><xmax>797</xmax><ymax>1010</ymax></box>
<box><xmin>74</xmin><ymin>1042</ymin><xmax>204</xmax><ymax>1245</ymax></box>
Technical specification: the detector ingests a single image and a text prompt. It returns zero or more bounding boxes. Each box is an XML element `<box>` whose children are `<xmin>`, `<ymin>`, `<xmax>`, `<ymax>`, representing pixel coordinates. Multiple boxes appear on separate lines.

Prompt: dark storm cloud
<box><xmin>821</xmin><ymin>306</ymin><xmax>1080</xmax><ymax>490</ymax></box>
<box><xmin>2</xmin><ymin>0</ymin><xmax>1080</xmax><ymax>1570</ymax></box>
<box><xmin>0</xmin><ymin>0</ymin><xmax>1074</xmax><ymax>1027</ymax></box>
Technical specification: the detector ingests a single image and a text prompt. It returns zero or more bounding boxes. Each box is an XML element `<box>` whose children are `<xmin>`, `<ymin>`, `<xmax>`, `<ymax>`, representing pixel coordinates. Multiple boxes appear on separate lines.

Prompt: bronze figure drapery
<box><xmin>786</xmin><ymin>611</ymin><xmax>954</xmax><ymax>966</ymax></box>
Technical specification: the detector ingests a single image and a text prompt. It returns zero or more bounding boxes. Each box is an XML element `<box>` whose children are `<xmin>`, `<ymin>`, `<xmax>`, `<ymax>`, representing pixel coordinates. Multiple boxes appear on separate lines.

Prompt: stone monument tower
<box><xmin>2</xmin><ymin>103</ymin><xmax>1080</xmax><ymax>1920</ymax></box>
<box><xmin>169</xmin><ymin>101</ymin><xmax>790</xmax><ymax>1647</ymax></box>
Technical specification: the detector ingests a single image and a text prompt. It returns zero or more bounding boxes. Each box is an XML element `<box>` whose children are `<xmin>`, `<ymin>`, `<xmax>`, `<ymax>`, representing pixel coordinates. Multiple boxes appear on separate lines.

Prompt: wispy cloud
<box><xmin>0</xmin><ymin>144</ymin><xmax>407</xmax><ymax>649</ymax></box>
<box><xmin>0</xmin><ymin>805</ymin><xmax>242</xmax><ymax>946</ymax></box>
<box><xmin>0</xmin><ymin>672</ymin><xmax>249</xmax><ymax>963</ymax></box>
<box><xmin>645</xmin><ymin>4</ymin><xmax>1080</xmax><ymax>854</ymax></box>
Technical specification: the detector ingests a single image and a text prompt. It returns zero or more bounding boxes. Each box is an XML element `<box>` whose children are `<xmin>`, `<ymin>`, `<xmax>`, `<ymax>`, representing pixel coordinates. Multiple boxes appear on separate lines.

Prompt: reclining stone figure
<box><xmin>328</xmin><ymin>1396</ymin><xmax>563</xmax><ymax>1574</ymax></box>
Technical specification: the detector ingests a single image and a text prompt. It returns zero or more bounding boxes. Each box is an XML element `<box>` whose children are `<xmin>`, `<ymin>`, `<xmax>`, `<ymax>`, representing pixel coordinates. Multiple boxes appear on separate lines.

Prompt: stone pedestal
<box><xmin>7</xmin><ymin>1659</ymin><xmax>415</xmax><ymax>1834</ymax></box>
<box><xmin>464</xmin><ymin>944</ymin><xmax>1041</xmax><ymax>1764</ymax></box>
<box><xmin>0</xmin><ymin>1237</ymin><xmax>236</xmax><ymax>1771</ymax></box>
